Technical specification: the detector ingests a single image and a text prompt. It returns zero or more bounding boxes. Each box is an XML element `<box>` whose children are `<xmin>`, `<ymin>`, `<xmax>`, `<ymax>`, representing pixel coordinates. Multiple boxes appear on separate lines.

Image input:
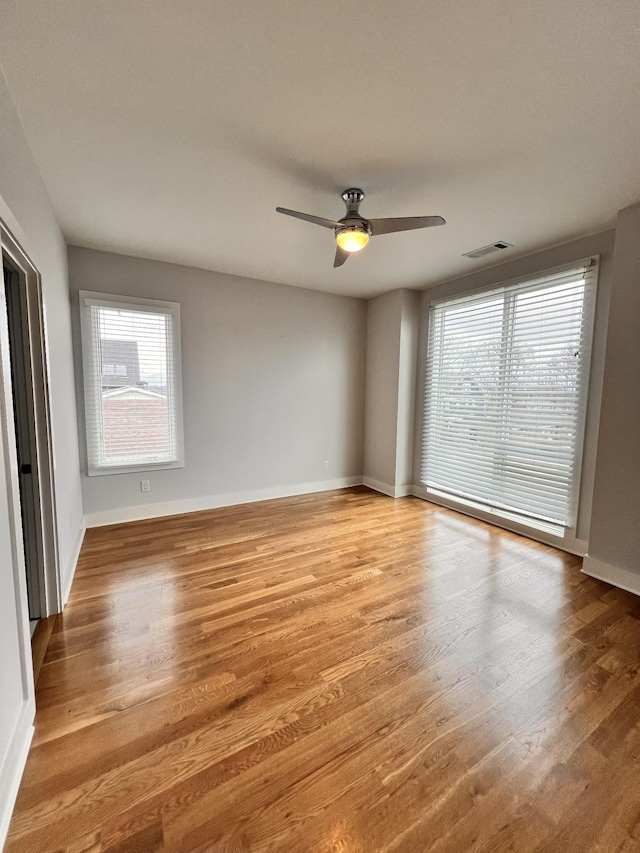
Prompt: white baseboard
<box><xmin>0</xmin><ymin>699</ymin><xmax>34</xmax><ymax>850</ymax></box>
<box><xmin>362</xmin><ymin>476</ymin><xmax>396</xmax><ymax>497</ymax></box>
<box><xmin>61</xmin><ymin>518</ymin><xmax>86</xmax><ymax>605</ymax></box>
<box><xmin>85</xmin><ymin>477</ymin><xmax>363</xmax><ymax>528</ymax></box>
<box><xmin>582</xmin><ymin>556</ymin><xmax>640</xmax><ymax>597</ymax></box>
<box><xmin>392</xmin><ymin>485</ymin><xmax>414</xmax><ymax>498</ymax></box>
<box><xmin>362</xmin><ymin>477</ymin><xmax>415</xmax><ymax>499</ymax></box>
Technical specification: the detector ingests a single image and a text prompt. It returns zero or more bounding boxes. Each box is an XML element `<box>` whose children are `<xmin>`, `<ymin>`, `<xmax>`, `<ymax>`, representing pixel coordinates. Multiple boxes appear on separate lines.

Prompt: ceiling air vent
<box><xmin>463</xmin><ymin>241</ymin><xmax>513</xmax><ymax>260</ymax></box>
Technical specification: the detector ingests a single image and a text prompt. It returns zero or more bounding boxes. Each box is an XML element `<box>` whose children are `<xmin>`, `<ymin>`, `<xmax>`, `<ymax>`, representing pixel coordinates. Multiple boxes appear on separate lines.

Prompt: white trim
<box><xmin>410</xmin><ymin>483</ymin><xmax>587</xmax><ymax>556</ymax></box>
<box><xmin>0</xmin><ymin>699</ymin><xmax>34</xmax><ymax>850</ymax></box>
<box><xmin>362</xmin><ymin>477</ymin><xmax>412</xmax><ymax>498</ymax></box>
<box><xmin>426</xmin><ymin>486</ymin><xmax>565</xmax><ymax>538</ymax></box>
<box><xmin>80</xmin><ymin>291</ymin><xmax>180</xmax><ymax>314</ymax></box>
<box><xmin>85</xmin><ymin>477</ymin><xmax>363</xmax><ymax>527</ymax></box>
<box><xmin>79</xmin><ymin>290</ymin><xmax>184</xmax><ymax>477</ymax></box>
<box><xmin>362</xmin><ymin>477</ymin><xmax>396</xmax><ymax>497</ymax></box>
<box><xmin>0</xmin><ymin>227</ymin><xmax>37</xmax><ymax>850</ymax></box>
<box><xmin>62</xmin><ymin>519</ymin><xmax>86</xmax><ymax>605</ymax></box>
<box><xmin>1</xmin><ymin>224</ymin><xmax>61</xmax><ymax>617</ymax></box>
<box><xmin>420</xmin><ymin>256</ymin><xmax>599</xmax><ymax>547</ymax></box>
<box><xmin>429</xmin><ymin>255</ymin><xmax>599</xmax><ymax>309</ymax></box>
<box><xmin>582</xmin><ymin>557</ymin><xmax>640</xmax><ymax>597</ymax></box>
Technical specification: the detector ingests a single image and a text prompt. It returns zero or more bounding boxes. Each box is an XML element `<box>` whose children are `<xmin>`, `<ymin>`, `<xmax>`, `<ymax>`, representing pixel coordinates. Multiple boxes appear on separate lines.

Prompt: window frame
<box><xmin>419</xmin><ymin>257</ymin><xmax>599</xmax><ymax>551</ymax></box>
<box><xmin>79</xmin><ymin>290</ymin><xmax>185</xmax><ymax>477</ymax></box>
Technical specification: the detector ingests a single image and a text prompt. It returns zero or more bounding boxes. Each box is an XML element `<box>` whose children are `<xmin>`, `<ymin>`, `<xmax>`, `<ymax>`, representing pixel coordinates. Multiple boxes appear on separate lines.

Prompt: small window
<box><xmin>79</xmin><ymin>291</ymin><xmax>184</xmax><ymax>476</ymax></box>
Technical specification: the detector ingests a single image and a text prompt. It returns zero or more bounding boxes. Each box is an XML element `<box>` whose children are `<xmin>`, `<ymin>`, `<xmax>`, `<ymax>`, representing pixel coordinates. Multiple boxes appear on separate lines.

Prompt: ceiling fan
<box><xmin>276</xmin><ymin>188</ymin><xmax>445</xmax><ymax>268</ymax></box>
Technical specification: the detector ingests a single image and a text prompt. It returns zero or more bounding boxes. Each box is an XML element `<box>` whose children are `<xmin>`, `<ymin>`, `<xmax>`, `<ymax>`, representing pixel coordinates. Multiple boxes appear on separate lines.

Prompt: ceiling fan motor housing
<box><xmin>341</xmin><ymin>188</ymin><xmax>366</xmax><ymax>217</ymax></box>
<box><xmin>337</xmin><ymin>188</ymin><xmax>371</xmax><ymax>238</ymax></box>
<box><xmin>341</xmin><ymin>187</ymin><xmax>365</xmax><ymax>206</ymax></box>
<box><xmin>336</xmin><ymin>218</ymin><xmax>371</xmax><ymax>234</ymax></box>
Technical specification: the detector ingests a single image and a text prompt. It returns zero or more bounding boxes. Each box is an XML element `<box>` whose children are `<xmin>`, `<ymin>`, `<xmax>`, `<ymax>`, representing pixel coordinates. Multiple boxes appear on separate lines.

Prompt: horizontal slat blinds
<box><xmin>421</xmin><ymin>261</ymin><xmax>597</xmax><ymax>526</ymax></box>
<box><xmin>80</xmin><ymin>293</ymin><xmax>182</xmax><ymax>475</ymax></box>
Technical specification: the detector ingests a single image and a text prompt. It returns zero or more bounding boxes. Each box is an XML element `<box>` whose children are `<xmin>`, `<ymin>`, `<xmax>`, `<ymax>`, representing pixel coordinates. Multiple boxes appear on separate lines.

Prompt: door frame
<box><xmin>1</xmin><ymin>220</ymin><xmax>61</xmax><ymax>617</ymax></box>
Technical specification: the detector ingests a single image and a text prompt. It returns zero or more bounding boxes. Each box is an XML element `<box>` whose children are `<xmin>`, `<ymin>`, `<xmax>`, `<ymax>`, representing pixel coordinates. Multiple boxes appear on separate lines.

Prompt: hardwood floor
<box><xmin>6</xmin><ymin>487</ymin><xmax>640</xmax><ymax>852</ymax></box>
<box><xmin>30</xmin><ymin>615</ymin><xmax>56</xmax><ymax>687</ymax></box>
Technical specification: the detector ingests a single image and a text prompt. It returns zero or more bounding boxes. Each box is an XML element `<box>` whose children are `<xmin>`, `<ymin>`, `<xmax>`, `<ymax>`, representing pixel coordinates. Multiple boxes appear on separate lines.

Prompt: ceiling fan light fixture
<box><xmin>335</xmin><ymin>226</ymin><xmax>370</xmax><ymax>253</ymax></box>
<box><xmin>276</xmin><ymin>188</ymin><xmax>445</xmax><ymax>267</ymax></box>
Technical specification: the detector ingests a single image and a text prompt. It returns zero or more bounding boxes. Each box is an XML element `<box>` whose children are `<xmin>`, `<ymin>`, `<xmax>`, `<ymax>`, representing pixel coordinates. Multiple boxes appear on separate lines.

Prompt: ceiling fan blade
<box><xmin>334</xmin><ymin>246</ymin><xmax>349</xmax><ymax>268</ymax></box>
<box><xmin>369</xmin><ymin>216</ymin><xmax>446</xmax><ymax>236</ymax></box>
<box><xmin>276</xmin><ymin>207</ymin><xmax>342</xmax><ymax>229</ymax></box>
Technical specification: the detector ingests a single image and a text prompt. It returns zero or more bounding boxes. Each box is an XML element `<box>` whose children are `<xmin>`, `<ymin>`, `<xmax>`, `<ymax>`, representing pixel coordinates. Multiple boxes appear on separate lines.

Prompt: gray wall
<box><xmin>411</xmin><ymin>230</ymin><xmax>615</xmax><ymax>550</ymax></box>
<box><xmin>363</xmin><ymin>290</ymin><xmax>403</xmax><ymax>488</ymax></box>
<box><xmin>68</xmin><ymin>247</ymin><xmax>366</xmax><ymax>521</ymax></box>
<box><xmin>363</xmin><ymin>289</ymin><xmax>420</xmax><ymax>493</ymax></box>
<box><xmin>588</xmin><ymin>203</ymin><xmax>640</xmax><ymax>578</ymax></box>
<box><xmin>396</xmin><ymin>290</ymin><xmax>420</xmax><ymax>488</ymax></box>
<box><xmin>0</xmin><ymin>68</ymin><xmax>83</xmax><ymax>840</ymax></box>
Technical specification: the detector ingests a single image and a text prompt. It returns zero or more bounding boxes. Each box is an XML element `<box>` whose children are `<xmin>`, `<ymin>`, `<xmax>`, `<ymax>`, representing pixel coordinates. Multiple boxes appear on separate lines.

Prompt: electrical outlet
<box><xmin>323</xmin><ymin>460</ymin><xmax>329</xmax><ymax>470</ymax></box>
<box><xmin>140</xmin><ymin>480</ymin><xmax>150</xmax><ymax>493</ymax></box>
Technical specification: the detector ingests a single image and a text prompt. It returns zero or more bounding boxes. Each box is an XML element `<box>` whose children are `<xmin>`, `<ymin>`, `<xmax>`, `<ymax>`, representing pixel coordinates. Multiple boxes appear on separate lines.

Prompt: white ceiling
<box><xmin>0</xmin><ymin>1</ymin><xmax>639</xmax><ymax>298</ymax></box>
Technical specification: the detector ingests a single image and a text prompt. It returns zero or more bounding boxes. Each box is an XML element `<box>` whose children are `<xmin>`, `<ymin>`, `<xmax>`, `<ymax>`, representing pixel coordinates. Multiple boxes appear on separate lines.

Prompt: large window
<box><xmin>421</xmin><ymin>260</ymin><xmax>597</xmax><ymax>530</ymax></box>
<box><xmin>80</xmin><ymin>291</ymin><xmax>183</xmax><ymax>476</ymax></box>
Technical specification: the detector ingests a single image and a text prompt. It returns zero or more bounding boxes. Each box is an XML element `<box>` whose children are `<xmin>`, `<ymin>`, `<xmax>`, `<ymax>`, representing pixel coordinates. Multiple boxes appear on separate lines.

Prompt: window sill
<box><xmin>415</xmin><ymin>485</ymin><xmax>587</xmax><ymax>556</ymax></box>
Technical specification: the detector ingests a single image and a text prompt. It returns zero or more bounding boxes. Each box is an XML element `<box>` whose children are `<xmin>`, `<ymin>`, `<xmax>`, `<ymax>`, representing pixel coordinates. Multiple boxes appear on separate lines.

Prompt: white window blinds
<box><xmin>421</xmin><ymin>261</ymin><xmax>597</xmax><ymax>527</ymax></box>
<box><xmin>80</xmin><ymin>292</ymin><xmax>183</xmax><ymax>475</ymax></box>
